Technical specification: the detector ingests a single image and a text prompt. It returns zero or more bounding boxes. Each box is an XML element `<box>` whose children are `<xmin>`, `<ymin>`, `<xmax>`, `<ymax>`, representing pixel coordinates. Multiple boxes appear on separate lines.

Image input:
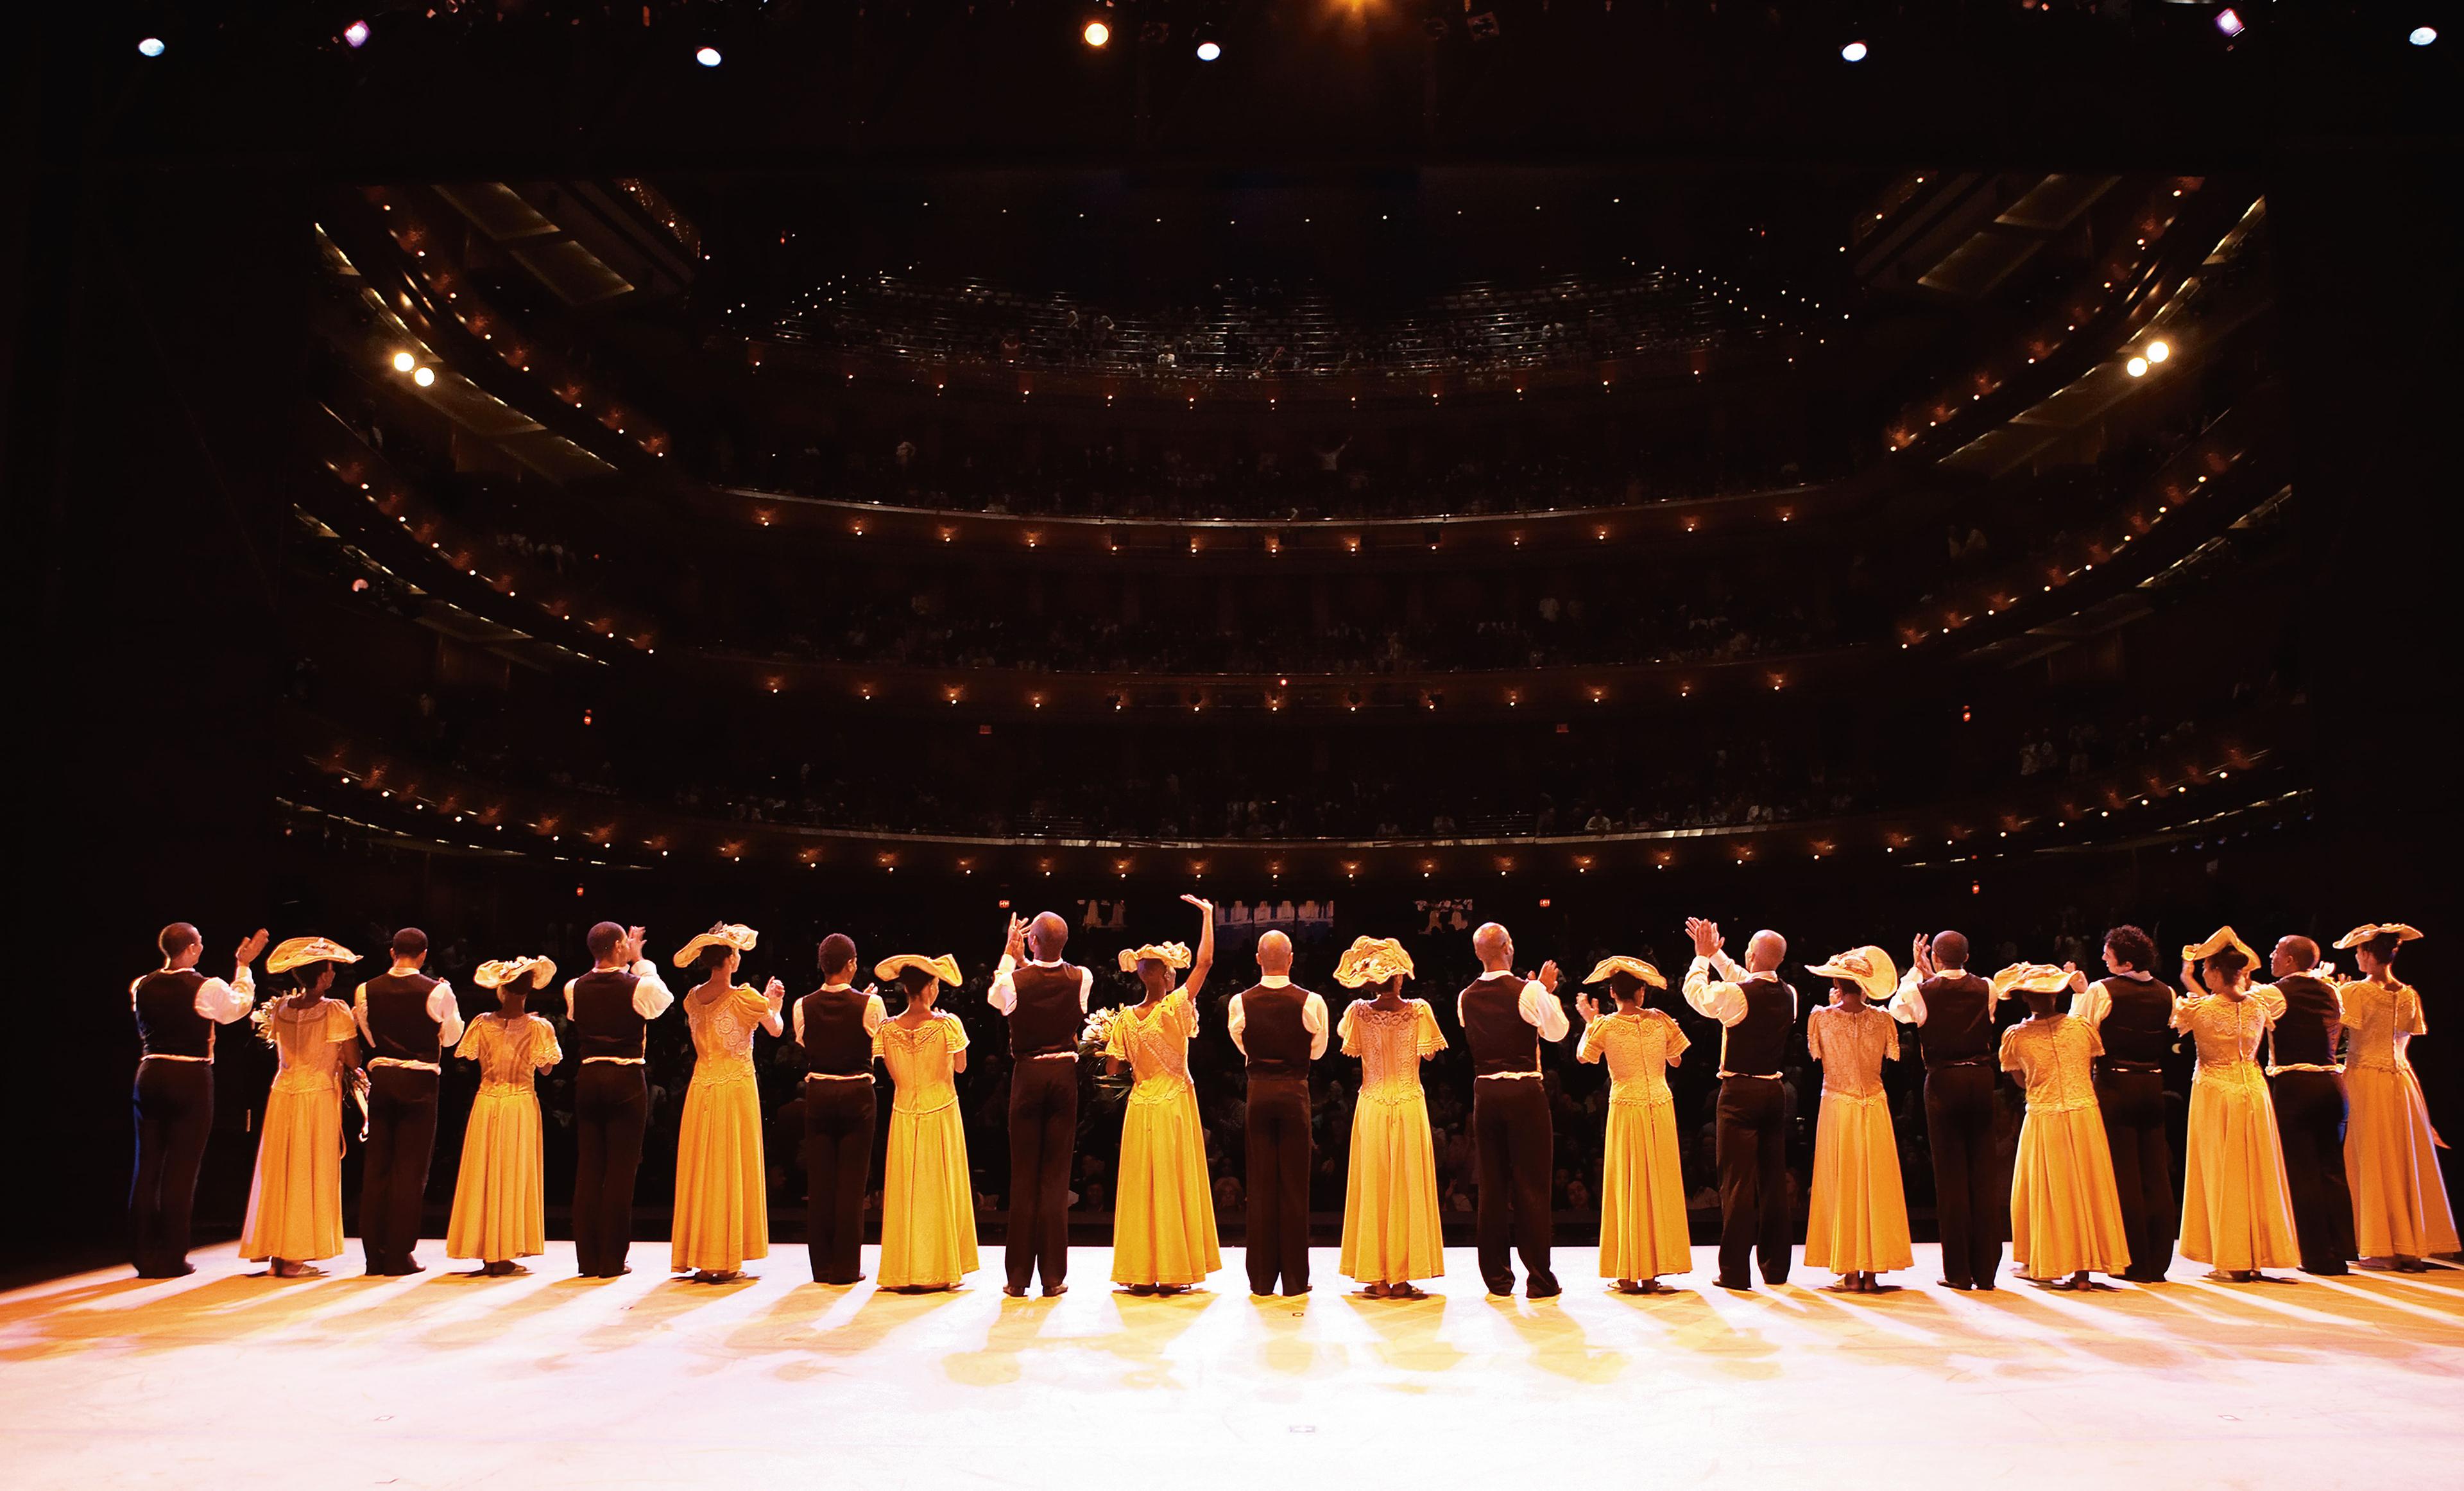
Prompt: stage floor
<box><xmin>4</xmin><ymin>1243</ymin><xmax>2460</xmax><ymax>1488</ymax></box>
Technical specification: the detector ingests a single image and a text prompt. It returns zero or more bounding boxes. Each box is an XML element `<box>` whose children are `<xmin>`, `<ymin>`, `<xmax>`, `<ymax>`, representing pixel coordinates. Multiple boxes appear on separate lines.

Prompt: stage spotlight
<box><xmin>413</xmin><ymin>366</ymin><xmax>437</xmax><ymax>387</ymax></box>
<box><xmin>2125</xmin><ymin>356</ymin><xmax>2149</xmax><ymax>378</ymax></box>
<box><xmin>391</xmin><ymin>351</ymin><xmax>416</xmax><ymax>373</ymax></box>
<box><xmin>1195</xmin><ymin>26</ymin><xmax>1222</xmax><ymax>61</ymax></box>
<box><xmin>695</xmin><ymin>45</ymin><xmax>722</xmax><ymax>67</ymax></box>
<box><xmin>344</xmin><ymin>20</ymin><xmax>370</xmax><ymax>49</ymax></box>
<box><xmin>1084</xmin><ymin>20</ymin><xmax>1111</xmax><ymax>47</ymax></box>
<box><xmin>1840</xmin><ymin>40</ymin><xmax>1868</xmax><ymax>62</ymax></box>
<box><xmin>137</xmin><ymin>37</ymin><xmax>165</xmax><ymax>58</ymax></box>
<box><xmin>2411</xmin><ymin>26</ymin><xmax>2438</xmax><ymax>47</ymax></box>
<box><xmin>2215</xmin><ymin>8</ymin><xmax>2244</xmax><ymax>38</ymax></box>
<box><xmin>2144</xmin><ymin>340</ymin><xmax>2171</xmax><ymax>364</ymax></box>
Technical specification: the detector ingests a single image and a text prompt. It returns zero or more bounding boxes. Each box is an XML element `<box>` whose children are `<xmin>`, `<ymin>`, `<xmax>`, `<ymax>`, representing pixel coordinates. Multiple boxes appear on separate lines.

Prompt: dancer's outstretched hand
<box><xmin>234</xmin><ymin>928</ymin><xmax>270</xmax><ymax>967</ymax></box>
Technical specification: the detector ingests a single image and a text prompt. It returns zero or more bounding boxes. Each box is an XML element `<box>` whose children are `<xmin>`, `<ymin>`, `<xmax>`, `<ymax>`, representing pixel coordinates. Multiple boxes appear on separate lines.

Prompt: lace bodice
<box><xmin>1107</xmin><ymin>988</ymin><xmax>1199</xmax><ymax>1096</ymax></box>
<box><xmin>1576</xmin><ymin>1009</ymin><xmax>1687</xmax><ymax>1107</ymax></box>
<box><xmin>457</xmin><ymin>1012</ymin><xmax>561</xmax><ymax>1094</ymax></box>
<box><xmin>262</xmin><ymin>998</ymin><xmax>357</xmax><ymax>1095</ymax></box>
<box><xmin>1806</xmin><ymin>1002</ymin><xmax>1898</xmax><ymax>1098</ymax></box>
<box><xmin>2000</xmin><ymin>1015</ymin><xmax>2101</xmax><ymax>1113</ymax></box>
<box><xmin>1337</xmin><ymin>999</ymin><xmax>1446</xmax><ymax>1103</ymax></box>
<box><xmin>2174</xmin><ymin>988</ymin><xmax>2283</xmax><ymax>1083</ymax></box>
<box><xmin>875</xmin><ymin>1012</ymin><xmax>968</xmax><ymax>1114</ymax></box>
<box><xmin>686</xmin><ymin>985</ymin><xmax>771</xmax><ymax>1088</ymax></box>
<box><xmin>2338</xmin><ymin>980</ymin><xmax>2427</xmax><ymax>1074</ymax></box>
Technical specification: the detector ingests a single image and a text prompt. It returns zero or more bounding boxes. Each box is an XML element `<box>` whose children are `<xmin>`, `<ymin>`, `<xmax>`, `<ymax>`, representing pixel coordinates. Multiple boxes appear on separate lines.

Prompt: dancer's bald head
<box><xmin>2273</xmin><ymin>935</ymin><xmax>2319</xmax><ymax>978</ymax></box>
<box><xmin>1473</xmin><ymin>922</ymin><xmax>1513</xmax><ymax>970</ymax></box>
<box><xmin>1932</xmin><ymin>931</ymin><xmax>1969</xmax><ymax>970</ymax></box>
<box><xmin>1743</xmin><ymin>929</ymin><xmax>1787</xmax><ymax>973</ymax></box>
<box><xmin>1028</xmin><ymin>912</ymin><xmax>1070</xmax><ymax>960</ymax></box>
<box><xmin>1256</xmin><ymin>930</ymin><xmax>1293</xmax><ymax>976</ymax></box>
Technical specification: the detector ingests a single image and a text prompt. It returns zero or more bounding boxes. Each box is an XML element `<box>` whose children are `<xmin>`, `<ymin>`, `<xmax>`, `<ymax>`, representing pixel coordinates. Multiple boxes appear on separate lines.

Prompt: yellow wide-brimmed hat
<box><xmin>1806</xmin><ymin>945</ymin><xmax>1899</xmax><ymax>1000</ymax></box>
<box><xmin>1582</xmin><ymin>956</ymin><xmax>1668</xmax><ymax>990</ymax></box>
<box><xmin>876</xmin><ymin>953</ymin><xmax>962</xmax><ymax>986</ymax></box>
<box><xmin>2333</xmin><ymin>922</ymin><xmax>2424</xmax><ymax>950</ymax></box>
<box><xmin>268</xmin><ymin>936</ymin><xmax>359</xmax><ymax>974</ymax></box>
<box><xmin>2182</xmin><ymin>926</ymin><xmax>2257</xmax><ymax>965</ymax></box>
<box><xmin>1333</xmin><ymin>936</ymin><xmax>1416</xmax><ymax>988</ymax></box>
<box><xmin>673</xmin><ymin>922</ymin><xmax>759</xmax><ymax>968</ymax></box>
<box><xmin>474</xmin><ymin>956</ymin><xmax>558</xmax><ymax>990</ymax></box>
<box><xmin>1990</xmin><ymin>962</ymin><xmax>2073</xmax><ymax>1001</ymax></box>
<box><xmin>1116</xmin><ymin>942</ymin><xmax>1194</xmax><ymax>972</ymax></box>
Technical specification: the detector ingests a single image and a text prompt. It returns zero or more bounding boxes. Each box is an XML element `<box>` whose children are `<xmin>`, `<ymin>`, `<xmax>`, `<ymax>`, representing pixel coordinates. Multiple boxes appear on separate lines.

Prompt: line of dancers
<box><xmin>126</xmin><ymin>904</ymin><xmax>2456</xmax><ymax>1297</ymax></box>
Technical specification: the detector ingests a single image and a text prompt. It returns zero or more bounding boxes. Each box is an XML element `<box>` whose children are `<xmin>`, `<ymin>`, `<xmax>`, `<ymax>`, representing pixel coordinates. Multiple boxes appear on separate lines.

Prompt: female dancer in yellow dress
<box><xmin>1802</xmin><ymin>947</ymin><xmax>1914</xmax><ymax>1292</ymax></box>
<box><xmin>671</xmin><ymin>924</ymin><xmax>786</xmax><ymax>1282</ymax></box>
<box><xmin>1576</xmin><ymin>956</ymin><xmax>1691</xmax><ymax>1294</ymax></box>
<box><xmin>2174</xmin><ymin>927</ymin><xmax>2300</xmax><ymax>1281</ymax></box>
<box><xmin>2003</xmin><ymin>964</ymin><xmax>2133</xmax><ymax>1288</ymax></box>
<box><xmin>446</xmin><ymin>957</ymin><xmax>562</xmax><ymax>1276</ymax></box>
<box><xmin>1106</xmin><ymin>894</ymin><xmax>1220</xmax><ymax>1294</ymax></box>
<box><xmin>2334</xmin><ymin>923</ymin><xmax>2457</xmax><ymax>1270</ymax></box>
<box><xmin>871</xmin><ymin>954</ymin><xmax>979</xmax><ymax>1291</ymax></box>
<box><xmin>240</xmin><ymin>937</ymin><xmax>363</xmax><ymax>1278</ymax></box>
<box><xmin>1334</xmin><ymin>936</ymin><xmax>1448</xmax><ymax>1299</ymax></box>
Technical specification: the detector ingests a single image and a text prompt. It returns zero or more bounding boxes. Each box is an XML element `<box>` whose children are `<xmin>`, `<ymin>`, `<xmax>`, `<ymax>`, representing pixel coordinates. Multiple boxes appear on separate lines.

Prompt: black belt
<box><xmin>2098</xmin><ymin>1059</ymin><xmax>2164</xmax><ymax>1074</ymax></box>
<box><xmin>1928</xmin><ymin>1056</ymin><xmax>1994</xmax><ymax>1068</ymax></box>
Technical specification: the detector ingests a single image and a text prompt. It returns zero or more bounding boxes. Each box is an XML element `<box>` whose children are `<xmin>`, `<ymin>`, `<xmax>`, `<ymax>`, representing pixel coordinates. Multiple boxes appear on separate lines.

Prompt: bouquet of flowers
<box><xmin>1078</xmin><ymin>1005</ymin><xmax>1134</xmax><ymax>1108</ymax></box>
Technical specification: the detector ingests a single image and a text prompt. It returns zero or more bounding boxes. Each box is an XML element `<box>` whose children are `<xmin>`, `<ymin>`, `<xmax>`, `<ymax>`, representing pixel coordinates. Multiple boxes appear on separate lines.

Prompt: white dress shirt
<box><xmin>796</xmin><ymin>983</ymin><xmax>889</xmax><ymax>1078</ymax></box>
<box><xmin>1883</xmin><ymin>965</ymin><xmax>1977</xmax><ymax>1026</ymax></box>
<box><xmin>1226</xmin><ymin>974</ymin><xmax>1330</xmax><ymax>1060</ymax></box>
<box><xmin>1682</xmin><ymin>950</ymin><xmax>1796</xmax><ymax>1078</ymax></box>
<box><xmin>2067</xmin><ymin>970</ymin><xmax>2160</xmax><ymax>1030</ymax></box>
<box><xmin>565</xmin><ymin>959</ymin><xmax>676</xmax><ymax>1064</ymax></box>
<box><xmin>355</xmin><ymin>966</ymin><xmax>466</xmax><ymax>1072</ymax></box>
<box><xmin>130</xmin><ymin>964</ymin><xmax>257</xmax><ymax>1061</ymax></box>
<box><xmin>1457</xmin><ymin>970</ymin><xmax>1569</xmax><ymax>1078</ymax></box>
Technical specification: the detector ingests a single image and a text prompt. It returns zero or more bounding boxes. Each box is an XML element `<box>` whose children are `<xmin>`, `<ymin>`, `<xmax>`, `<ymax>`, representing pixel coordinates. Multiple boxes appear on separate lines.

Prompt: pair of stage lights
<box><xmin>391</xmin><ymin>350</ymin><xmax>437</xmax><ymax>388</ymax></box>
<box><xmin>2124</xmin><ymin>339</ymin><xmax>2171</xmax><ymax>379</ymax></box>
<box><xmin>1082</xmin><ymin>21</ymin><xmax>1222</xmax><ymax>60</ymax></box>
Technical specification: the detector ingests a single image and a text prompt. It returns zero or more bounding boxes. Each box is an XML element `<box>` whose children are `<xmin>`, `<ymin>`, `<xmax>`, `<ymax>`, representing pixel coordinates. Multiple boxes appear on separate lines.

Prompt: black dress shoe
<box><xmin>1525</xmin><ymin>1280</ymin><xmax>1562</xmax><ymax>1300</ymax></box>
<box><xmin>1937</xmin><ymin>1279</ymin><xmax>1974</xmax><ymax>1291</ymax></box>
<box><xmin>1714</xmin><ymin>1277</ymin><xmax>1755</xmax><ymax>1291</ymax></box>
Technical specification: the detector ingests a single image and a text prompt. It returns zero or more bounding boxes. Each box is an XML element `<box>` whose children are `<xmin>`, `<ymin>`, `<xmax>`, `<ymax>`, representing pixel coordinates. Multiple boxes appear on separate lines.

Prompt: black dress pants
<box><xmin>131</xmin><ymin>1060</ymin><xmax>214</xmax><ymax>1276</ymax></box>
<box><xmin>1473</xmin><ymin>1077</ymin><xmax>1557</xmax><ymax>1295</ymax></box>
<box><xmin>2096</xmin><ymin>1067</ymin><xmax>2175</xmax><ymax>1282</ymax></box>
<box><xmin>1244</xmin><ymin>1076</ymin><xmax>1313</xmax><ymax>1295</ymax></box>
<box><xmin>1715</xmin><ymin>1075</ymin><xmax>1792</xmax><ymax>1287</ymax></box>
<box><xmin>359</xmin><ymin>1066</ymin><xmax>440</xmax><ymax>1274</ymax></box>
<box><xmin>804</xmin><ymin>1077</ymin><xmax>878</xmax><ymax>1284</ymax></box>
<box><xmin>1925</xmin><ymin>1063</ymin><xmax>2003</xmax><ymax>1289</ymax></box>
<box><xmin>572</xmin><ymin>1062</ymin><xmax>648</xmax><ymax>1277</ymax></box>
<box><xmin>2272</xmin><ymin>1070</ymin><xmax>2355</xmax><ymax>1275</ymax></box>
<box><xmin>1005</xmin><ymin>1056</ymin><xmax>1079</xmax><ymax>1291</ymax></box>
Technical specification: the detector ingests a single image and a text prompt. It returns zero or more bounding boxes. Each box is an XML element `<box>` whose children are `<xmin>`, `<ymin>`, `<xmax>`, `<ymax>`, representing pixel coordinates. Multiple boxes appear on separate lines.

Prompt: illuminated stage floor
<box><xmin>4</xmin><ymin>1243</ymin><xmax>2460</xmax><ymax>1488</ymax></box>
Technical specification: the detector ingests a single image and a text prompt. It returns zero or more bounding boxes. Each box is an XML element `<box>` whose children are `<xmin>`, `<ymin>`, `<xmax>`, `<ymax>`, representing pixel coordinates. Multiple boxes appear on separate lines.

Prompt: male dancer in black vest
<box><xmin>797</xmin><ymin>933</ymin><xmax>886</xmax><ymax>1285</ymax></box>
<box><xmin>989</xmin><ymin>910</ymin><xmax>1092</xmax><ymax>1297</ymax></box>
<box><xmin>353</xmin><ymin>927</ymin><xmax>464</xmax><ymax>1276</ymax></box>
<box><xmin>2067</xmin><ymin>924</ymin><xmax>2176</xmax><ymax>1283</ymax></box>
<box><xmin>1890</xmin><ymin>931</ymin><xmax>2005</xmax><ymax>1291</ymax></box>
<box><xmin>1457</xmin><ymin>922</ymin><xmax>1567</xmax><ymax>1298</ymax></box>
<box><xmin>1683</xmin><ymin>917</ymin><xmax>1799</xmax><ymax>1290</ymax></box>
<box><xmin>129</xmin><ymin>923</ymin><xmax>268</xmax><ymax>1277</ymax></box>
<box><xmin>1227</xmin><ymin>929</ymin><xmax>1327</xmax><ymax>1297</ymax></box>
<box><xmin>563</xmin><ymin>922</ymin><xmax>673</xmax><ymax>1278</ymax></box>
<box><xmin>2264</xmin><ymin>933</ymin><xmax>2355</xmax><ymax>1276</ymax></box>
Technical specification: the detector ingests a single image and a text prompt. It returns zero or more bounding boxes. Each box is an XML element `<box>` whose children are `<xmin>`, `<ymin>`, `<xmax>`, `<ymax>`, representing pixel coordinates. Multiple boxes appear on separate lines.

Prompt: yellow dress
<box><xmin>2175</xmin><ymin>990</ymin><xmax>2301</xmax><ymax>1271</ymax></box>
<box><xmin>1802</xmin><ymin>1001</ymin><xmax>1915</xmax><ymax>1274</ymax></box>
<box><xmin>2001</xmin><ymin>1015</ymin><xmax>2132</xmax><ymax>1279</ymax></box>
<box><xmin>2339</xmin><ymin>979</ymin><xmax>2459</xmax><ymax>1259</ymax></box>
<box><xmin>446</xmin><ymin>1013</ymin><xmax>561</xmax><ymax>1262</ymax></box>
<box><xmin>671</xmin><ymin>985</ymin><xmax>773</xmax><ymax>1273</ymax></box>
<box><xmin>1578</xmin><ymin>1008</ymin><xmax>1693</xmax><ymax>1280</ymax></box>
<box><xmin>239</xmin><ymin>998</ymin><xmax>357</xmax><ymax>1263</ymax></box>
<box><xmin>874</xmin><ymin>1013</ymin><xmax>980</xmax><ymax>1288</ymax></box>
<box><xmin>1337</xmin><ymin>999</ymin><xmax>1448</xmax><ymax>1285</ymax></box>
<box><xmin>1107</xmin><ymin>988</ymin><xmax>1222</xmax><ymax>1286</ymax></box>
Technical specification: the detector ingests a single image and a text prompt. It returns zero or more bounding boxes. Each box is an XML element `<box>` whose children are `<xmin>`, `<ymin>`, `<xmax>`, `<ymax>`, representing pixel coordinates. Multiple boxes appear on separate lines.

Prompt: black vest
<box><xmin>1007</xmin><ymin>963</ymin><xmax>1084</xmax><ymax>1056</ymax></box>
<box><xmin>1722</xmin><ymin>976</ymin><xmax>1796</xmax><ymax>1076</ymax></box>
<box><xmin>133</xmin><ymin>969</ymin><xmax>213</xmax><ymax>1058</ymax></box>
<box><xmin>798</xmin><ymin>987</ymin><xmax>875</xmax><ymax>1076</ymax></box>
<box><xmin>1917</xmin><ymin>972</ymin><xmax>1996</xmax><ymax>1064</ymax></box>
<box><xmin>2270</xmin><ymin>974</ymin><xmax>2343</xmax><ymax>1069</ymax></box>
<box><xmin>2098</xmin><ymin>976</ymin><xmax>2175</xmax><ymax>1066</ymax></box>
<box><xmin>570</xmin><ymin>968</ymin><xmax>647</xmax><ymax>1060</ymax></box>
<box><xmin>361</xmin><ymin>970</ymin><xmax>445</xmax><ymax>1065</ymax></box>
<box><xmin>1461</xmin><ymin>974</ymin><xmax>1540</xmax><ymax>1077</ymax></box>
<box><xmin>1239</xmin><ymin>983</ymin><xmax>1313</xmax><ymax>1081</ymax></box>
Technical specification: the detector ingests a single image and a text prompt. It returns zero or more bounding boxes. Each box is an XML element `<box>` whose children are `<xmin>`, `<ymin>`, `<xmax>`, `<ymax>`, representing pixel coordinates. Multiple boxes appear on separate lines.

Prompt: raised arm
<box><xmin>1181</xmin><ymin>894</ymin><xmax>1216</xmax><ymax>1001</ymax></box>
<box><xmin>758</xmin><ymin>976</ymin><xmax>787</xmax><ymax>1038</ymax></box>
